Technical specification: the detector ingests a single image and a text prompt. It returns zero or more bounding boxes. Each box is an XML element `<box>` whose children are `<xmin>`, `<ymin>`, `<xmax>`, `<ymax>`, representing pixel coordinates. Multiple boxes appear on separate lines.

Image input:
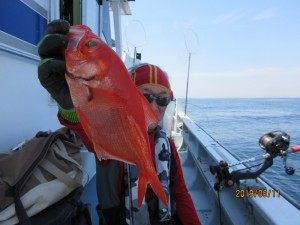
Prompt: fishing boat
<box><xmin>1</xmin><ymin>1</ymin><xmax>299</xmax><ymax>224</ymax></box>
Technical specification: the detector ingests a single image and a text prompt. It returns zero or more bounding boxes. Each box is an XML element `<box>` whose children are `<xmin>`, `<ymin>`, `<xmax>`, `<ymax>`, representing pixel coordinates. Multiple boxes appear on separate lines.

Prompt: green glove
<box><xmin>38</xmin><ymin>19</ymin><xmax>73</xmax><ymax>110</ymax></box>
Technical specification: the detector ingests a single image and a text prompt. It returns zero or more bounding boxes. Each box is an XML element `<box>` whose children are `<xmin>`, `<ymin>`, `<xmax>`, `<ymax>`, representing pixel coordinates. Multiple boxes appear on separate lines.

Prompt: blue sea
<box><xmin>185</xmin><ymin>98</ymin><xmax>300</xmax><ymax>205</ymax></box>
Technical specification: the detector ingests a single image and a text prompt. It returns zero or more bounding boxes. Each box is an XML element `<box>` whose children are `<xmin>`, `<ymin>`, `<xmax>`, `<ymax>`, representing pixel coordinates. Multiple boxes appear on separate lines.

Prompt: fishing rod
<box><xmin>184</xmin><ymin>52</ymin><xmax>191</xmax><ymax>115</ymax></box>
<box><xmin>209</xmin><ymin>131</ymin><xmax>300</xmax><ymax>191</ymax></box>
<box><xmin>183</xmin><ymin>29</ymin><xmax>199</xmax><ymax>115</ymax></box>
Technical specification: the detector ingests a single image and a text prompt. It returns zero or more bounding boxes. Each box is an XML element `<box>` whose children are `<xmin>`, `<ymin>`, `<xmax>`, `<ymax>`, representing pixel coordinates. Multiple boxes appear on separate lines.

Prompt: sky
<box><xmin>120</xmin><ymin>0</ymin><xmax>300</xmax><ymax>98</ymax></box>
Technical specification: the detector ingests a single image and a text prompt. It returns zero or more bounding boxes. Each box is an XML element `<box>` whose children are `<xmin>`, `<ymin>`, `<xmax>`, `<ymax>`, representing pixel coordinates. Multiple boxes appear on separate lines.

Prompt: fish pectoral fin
<box><xmin>138</xmin><ymin>91</ymin><xmax>158</xmax><ymax>129</ymax></box>
<box><xmin>84</xmin><ymin>86</ymin><xmax>93</xmax><ymax>101</ymax></box>
<box><xmin>82</xmin><ymin>80</ymin><xmax>102</xmax><ymax>101</ymax></box>
<box><xmin>83</xmin><ymin>79</ymin><xmax>100</xmax><ymax>88</ymax></box>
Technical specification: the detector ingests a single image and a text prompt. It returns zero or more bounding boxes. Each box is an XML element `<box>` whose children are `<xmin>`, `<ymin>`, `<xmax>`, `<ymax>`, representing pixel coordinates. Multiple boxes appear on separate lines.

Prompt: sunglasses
<box><xmin>143</xmin><ymin>93</ymin><xmax>170</xmax><ymax>107</ymax></box>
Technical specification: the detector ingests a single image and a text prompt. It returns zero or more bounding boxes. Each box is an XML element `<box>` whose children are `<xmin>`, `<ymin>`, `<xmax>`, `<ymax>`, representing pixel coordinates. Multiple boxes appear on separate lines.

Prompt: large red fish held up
<box><xmin>64</xmin><ymin>25</ymin><xmax>168</xmax><ymax>207</ymax></box>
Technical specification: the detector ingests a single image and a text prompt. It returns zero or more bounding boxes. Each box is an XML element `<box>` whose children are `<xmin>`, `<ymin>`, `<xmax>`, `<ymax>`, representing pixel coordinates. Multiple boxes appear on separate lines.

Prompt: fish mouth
<box><xmin>66</xmin><ymin>70</ymin><xmax>96</xmax><ymax>81</ymax></box>
<box><xmin>65</xmin><ymin>60</ymin><xmax>95</xmax><ymax>81</ymax></box>
<box><xmin>66</xmin><ymin>69</ymin><xmax>94</xmax><ymax>102</ymax></box>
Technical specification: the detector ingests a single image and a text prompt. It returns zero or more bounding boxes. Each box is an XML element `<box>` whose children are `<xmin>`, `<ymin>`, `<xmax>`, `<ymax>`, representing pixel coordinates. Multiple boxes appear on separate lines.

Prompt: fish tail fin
<box><xmin>138</xmin><ymin>171</ymin><xmax>168</xmax><ymax>208</ymax></box>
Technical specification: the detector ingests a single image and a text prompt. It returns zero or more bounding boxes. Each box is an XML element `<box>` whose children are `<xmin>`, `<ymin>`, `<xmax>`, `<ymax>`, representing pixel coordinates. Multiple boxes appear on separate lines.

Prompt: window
<box><xmin>0</xmin><ymin>0</ymin><xmax>47</xmax><ymax>60</ymax></box>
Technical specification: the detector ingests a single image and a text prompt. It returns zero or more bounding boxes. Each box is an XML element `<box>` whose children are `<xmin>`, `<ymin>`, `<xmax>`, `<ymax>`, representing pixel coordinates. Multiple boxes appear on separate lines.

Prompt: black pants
<box><xmin>97</xmin><ymin>204</ymin><xmax>182</xmax><ymax>225</ymax></box>
<box><xmin>97</xmin><ymin>205</ymin><xmax>126</xmax><ymax>225</ymax></box>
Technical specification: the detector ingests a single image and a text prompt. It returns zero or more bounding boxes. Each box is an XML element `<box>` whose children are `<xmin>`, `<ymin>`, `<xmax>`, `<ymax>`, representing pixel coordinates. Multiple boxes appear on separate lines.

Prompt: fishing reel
<box><xmin>210</xmin><ymin>131</ymin><xmax>300</xmax><ymax>191</ymax></box>
<box><xmin>259</xmin><ymin>131</ymin><xmax>294</xmax><ymax>175</ymax></box>
<box><xmin>259</xmin><ymin>131</ymin><xmax>290</xmax><ymax>156</ymax></box>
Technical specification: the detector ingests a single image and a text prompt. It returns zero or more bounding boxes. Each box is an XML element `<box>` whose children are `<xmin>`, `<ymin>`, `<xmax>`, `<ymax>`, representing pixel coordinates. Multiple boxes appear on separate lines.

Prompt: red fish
<box><xmin>64</xmin><ymin>25</ymin><xmax>167</xmax><ymax>207</ymax></box>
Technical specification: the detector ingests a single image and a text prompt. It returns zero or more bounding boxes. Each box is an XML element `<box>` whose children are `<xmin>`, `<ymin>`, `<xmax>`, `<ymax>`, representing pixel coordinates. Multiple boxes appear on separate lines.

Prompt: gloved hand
<box><xmin>37</xmin><ymin>19</ymin><xmax>73</xmax><ymax>109</ymax></box>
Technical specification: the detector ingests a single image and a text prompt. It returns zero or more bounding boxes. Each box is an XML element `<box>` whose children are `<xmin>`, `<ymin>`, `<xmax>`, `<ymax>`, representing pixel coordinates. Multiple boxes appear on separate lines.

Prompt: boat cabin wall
<box><xmin>0</xmin><ymin>50</ymin><xmax>62</xmax><ymax>151</ymax></box>
<box><xmin>0</xmin><ymin>0</ymin><xmax>112</xmax><ymax>152</ymax></box>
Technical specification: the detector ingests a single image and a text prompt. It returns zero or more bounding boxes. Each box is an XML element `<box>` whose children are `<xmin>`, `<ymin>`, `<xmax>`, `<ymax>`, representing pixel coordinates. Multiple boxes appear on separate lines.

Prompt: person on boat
<box><xmin>37</xmin><ymin>20</ymin><xmax>201</xmax><ymax>225</ymax></box>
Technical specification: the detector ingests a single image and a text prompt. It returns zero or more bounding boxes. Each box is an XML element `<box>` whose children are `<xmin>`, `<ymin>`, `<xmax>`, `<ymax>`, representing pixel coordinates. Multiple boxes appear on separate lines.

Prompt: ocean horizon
<box><xmin>186</xmin><ymin>97</ymin><xmax>300</xmax><ymax>204</ymax></box>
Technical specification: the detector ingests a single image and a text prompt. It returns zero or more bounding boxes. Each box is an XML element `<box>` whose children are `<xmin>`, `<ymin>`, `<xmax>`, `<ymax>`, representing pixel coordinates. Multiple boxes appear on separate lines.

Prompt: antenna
<box><xmin>124</xmin><ymin>20</ymin><xmax>147</xmax><ymax>66</ymax></box>
<box><xmin>184</xmin><ymin>29</ymin><xmax>199</xmax><ymax>115</ymax></box>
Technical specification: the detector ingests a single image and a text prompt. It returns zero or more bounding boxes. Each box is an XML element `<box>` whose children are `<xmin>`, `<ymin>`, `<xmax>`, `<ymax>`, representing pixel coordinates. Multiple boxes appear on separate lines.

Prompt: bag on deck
<box><xmin>0</xmin><ymin>127</ymin><xmax>89</xmax><ymax>225</ymax></box>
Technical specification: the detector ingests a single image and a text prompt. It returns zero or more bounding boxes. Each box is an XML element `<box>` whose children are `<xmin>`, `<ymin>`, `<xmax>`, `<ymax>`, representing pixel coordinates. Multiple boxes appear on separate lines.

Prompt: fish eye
<box><xmin>85</xmin><ymin>40</ymin><xmax>98</xmax><ymax>48</ymax></box>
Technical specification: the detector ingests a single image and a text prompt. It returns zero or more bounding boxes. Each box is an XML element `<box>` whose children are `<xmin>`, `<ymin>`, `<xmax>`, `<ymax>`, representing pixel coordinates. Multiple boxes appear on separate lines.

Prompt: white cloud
<box><xmin>172</xmin><ymin>19</ymin><xmax>197</xmax><ymax>30</ymax></box>
<box><xmin>212</xmin><ymin>11</ymin><xmax>244</xmax><ymax>24</ymax></box>
<box><xmin>212</xmin><ymin>9</ymin><xmax>276</xmax><ymax>25</ymax></box>
<box><xmin>252</xmin><ymin>9</ymin><xmax>276</xmax><ymax>21</ymax></box>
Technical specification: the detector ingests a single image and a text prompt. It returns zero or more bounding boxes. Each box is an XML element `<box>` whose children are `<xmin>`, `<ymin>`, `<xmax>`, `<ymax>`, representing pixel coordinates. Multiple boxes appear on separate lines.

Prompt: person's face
<box><xmin>138</xmin><ymin>84</ymin><xmax>170</xmax><ymax>122</ymax></box>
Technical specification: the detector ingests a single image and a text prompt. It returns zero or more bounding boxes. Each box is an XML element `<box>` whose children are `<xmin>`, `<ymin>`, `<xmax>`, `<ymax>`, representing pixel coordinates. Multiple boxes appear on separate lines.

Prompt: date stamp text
<box><xmin>236</xmin><ymin>189</ymin><xmax>281</xmax><ymax>198</ymax></box>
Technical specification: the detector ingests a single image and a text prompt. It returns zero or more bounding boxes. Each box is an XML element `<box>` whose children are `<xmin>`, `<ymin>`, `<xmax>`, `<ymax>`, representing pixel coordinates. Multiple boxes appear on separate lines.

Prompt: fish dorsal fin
<box><xmin>138</xmin><ymin>91</ymin><xmax>158</xmax><ymax>131</ymax></box>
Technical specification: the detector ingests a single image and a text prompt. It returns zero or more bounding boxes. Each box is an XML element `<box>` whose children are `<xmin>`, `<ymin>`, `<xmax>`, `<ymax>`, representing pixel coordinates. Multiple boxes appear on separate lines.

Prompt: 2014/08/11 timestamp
<box><xmin>236</xmin><ymin>189</ymin><xmax>280</xmax><ymax>198</ymax></box>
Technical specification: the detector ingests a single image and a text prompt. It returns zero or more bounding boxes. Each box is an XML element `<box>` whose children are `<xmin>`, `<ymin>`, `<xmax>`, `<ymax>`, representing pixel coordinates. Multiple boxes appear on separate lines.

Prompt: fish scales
<box><xmin>64</xmin><ymin>25</ymin><xmax>168</xmax><ymax>207</ymax></box>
